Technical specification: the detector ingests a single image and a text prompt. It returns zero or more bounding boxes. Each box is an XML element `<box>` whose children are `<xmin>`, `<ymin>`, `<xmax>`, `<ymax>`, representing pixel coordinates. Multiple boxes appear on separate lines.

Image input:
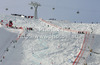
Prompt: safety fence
<box><xmin>81</xmin><ymin>34</ymin><xmax>95</xmax><ymax>65</ymax></box>
<box><xmin>39</xmin><ymin>18</ymin><xmax>78</xmax><ymax>33</ymax></box>
<box><xmin>72</xmin><ymin>33</ymin><xmax>87</xmax><ymax>65</ymax></box>
<box><xmin>72</xmin><ymin>33</ymin><xmax>90</xmax><ymax>65</ymax></box>
<box><xmin>39</xmin><ymin>18</ymin><xmax>94</xmax><ymax>65</ymax></box>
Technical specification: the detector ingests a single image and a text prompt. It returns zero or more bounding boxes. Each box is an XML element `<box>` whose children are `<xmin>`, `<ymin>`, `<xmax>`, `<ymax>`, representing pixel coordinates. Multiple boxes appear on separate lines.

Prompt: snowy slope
<box><xmin>0</xmin><ymin>27</ymin><xmax>18</xmax><ymax>62</ymax></box>
<box><xmin>0</xmin><ymin>15</ymin><xmax>100</xmax><ymax>65</ymax></box>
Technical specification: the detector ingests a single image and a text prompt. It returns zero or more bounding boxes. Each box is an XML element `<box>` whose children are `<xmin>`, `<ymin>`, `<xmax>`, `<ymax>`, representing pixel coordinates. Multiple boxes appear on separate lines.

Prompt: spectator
<box><xmin>9</xmin><ymin>20</ymin><xmax>13</xmax><ymax>27</ymax></box>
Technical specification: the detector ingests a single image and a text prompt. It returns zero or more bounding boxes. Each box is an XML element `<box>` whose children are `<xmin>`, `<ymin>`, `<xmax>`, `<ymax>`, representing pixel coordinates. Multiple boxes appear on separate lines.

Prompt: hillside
<box><xmin>0</xmin><ymin>15</ymin><xmax>100</xmax><ymax>65</ymax></box>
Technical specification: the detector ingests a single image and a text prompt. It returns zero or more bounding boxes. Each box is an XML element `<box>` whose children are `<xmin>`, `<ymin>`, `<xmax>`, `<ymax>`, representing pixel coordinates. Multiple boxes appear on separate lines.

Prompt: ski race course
<box><xmin>0</xmin><ymin>15</ymin><xmax>100</xmax><ymax>65</ymax></box>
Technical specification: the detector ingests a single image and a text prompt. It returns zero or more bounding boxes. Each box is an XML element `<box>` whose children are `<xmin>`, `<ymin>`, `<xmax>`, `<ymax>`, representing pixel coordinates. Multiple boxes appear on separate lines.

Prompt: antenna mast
<box><xmin>29</xmin><ymin>1</ymin><xmax>41</xmax><ymax>19</ymax></box>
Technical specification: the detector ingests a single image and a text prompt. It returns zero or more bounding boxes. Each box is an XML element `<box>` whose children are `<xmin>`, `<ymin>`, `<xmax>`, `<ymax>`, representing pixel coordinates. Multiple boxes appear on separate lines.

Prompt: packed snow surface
<box><xmin>0</xmin><ymin>15</ymin><xmax>100</xmax><ymax>65</ymax></box>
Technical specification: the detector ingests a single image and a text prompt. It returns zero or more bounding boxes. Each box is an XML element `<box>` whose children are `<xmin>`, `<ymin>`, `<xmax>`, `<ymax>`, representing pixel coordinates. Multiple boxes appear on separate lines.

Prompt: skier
<box><xmin>9</xmin><ymin>20</ymin><xmax>13</xmax><ymax>27</ymax></box>
<box><xmin>0</xmin><ymin>20</ymin><xmax>3</xmax><ymax>25</ymax></box>
<box><xmin>3</xmin><ymin>56</ymin><xmax>5</xmax><ymax>59</ymax></box>
<box><xmin>0</xmin><ymin>60</ymin><xmax>2</xmax><ymax>62</ymax></box>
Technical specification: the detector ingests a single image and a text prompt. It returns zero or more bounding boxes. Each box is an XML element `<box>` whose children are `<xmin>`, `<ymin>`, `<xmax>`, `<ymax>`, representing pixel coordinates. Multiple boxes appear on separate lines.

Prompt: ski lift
<box><xmin>30</xmin><ymin>7</ymin><xmax>33</xmax><ymax>9</ymax></box>
<box><xmin>77</xmin><ymin>11</ymin><xmax>79</xmax><ymax>14</ymax></box>
<box><xmin>52</xmin><ymin>8</ymin><xmax>55</xmax><ymax>10</ymax></box>
<box><xmin>5</xmin><ymin>8</ymin><xmax>8</xmax><ymax>11</ymax></box>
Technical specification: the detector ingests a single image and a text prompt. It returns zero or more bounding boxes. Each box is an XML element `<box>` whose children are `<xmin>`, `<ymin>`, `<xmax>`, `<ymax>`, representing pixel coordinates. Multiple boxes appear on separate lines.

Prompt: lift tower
<box><xmin>29</xmin><ymin>1</ymin><xmax>41</xmax><ymax>19</ymax></box>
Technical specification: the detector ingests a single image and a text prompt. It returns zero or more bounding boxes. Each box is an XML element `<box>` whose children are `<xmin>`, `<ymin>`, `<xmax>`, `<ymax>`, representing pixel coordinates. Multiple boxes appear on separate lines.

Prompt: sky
<box><xmin>0</xmin><ymin>0</ymin><xmax>100</xmax><ymax>23</ymax></box>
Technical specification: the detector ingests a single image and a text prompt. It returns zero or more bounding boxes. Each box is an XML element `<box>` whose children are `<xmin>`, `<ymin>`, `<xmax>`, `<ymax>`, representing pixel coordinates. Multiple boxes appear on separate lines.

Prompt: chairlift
<box><xmin>77</xmin><ymin>11</ymin><xmax>79</xmax><ymax>14</ymax></box>
<box><xmin>5</xmin><ymin>8</ymin><xmax>8</xmax><ymax>11</ymax></box>
<box><xmin>52</xmin><ymin>8</ymin><xmax>55</xmax><ymax>10</ymax></box>
<box><xmin>30</xmin><ymin>7</ymin><xmax>33</xmax><ymax>9</ymax></box>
